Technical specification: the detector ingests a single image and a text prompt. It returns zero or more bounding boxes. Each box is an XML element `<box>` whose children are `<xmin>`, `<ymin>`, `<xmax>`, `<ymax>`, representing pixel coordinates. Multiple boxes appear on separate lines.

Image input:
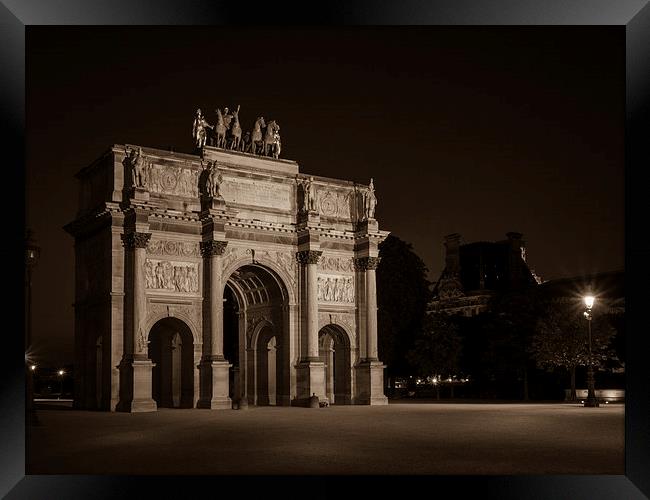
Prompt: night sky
<box><xmin>26</xmin><ymin>27</ymin><xmax>624</xmax><ymax>367</ymax></box>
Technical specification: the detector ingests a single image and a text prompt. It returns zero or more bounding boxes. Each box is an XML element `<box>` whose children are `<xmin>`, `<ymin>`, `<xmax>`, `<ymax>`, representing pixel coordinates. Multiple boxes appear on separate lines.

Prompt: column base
<box><xmin>197</xmin><ymin>359</ymin><xmax>232</xmax><ymax>410</ymax></box>
<box><xmin>292</xmin><ymin>360</ymin><xmax>326</xmax><ymax>406</ymax></box>
<box><xmin>197</xmin><ymin>397</ymin><xmax>232</xmax><ymax>410</ymax></box>
<box><xmin>354</xmin><ymin>360</ymin><xmax>388</xmax><ymax>405</ymax></box>
<box><xmin>115</xmin><ymin>359</ymin><xmax>158</xmax><ymax>413</ymax></box>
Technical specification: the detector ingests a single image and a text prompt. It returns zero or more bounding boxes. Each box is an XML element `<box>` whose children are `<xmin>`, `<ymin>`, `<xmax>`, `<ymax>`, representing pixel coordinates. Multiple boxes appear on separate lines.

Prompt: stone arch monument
<box><xmin>65</xmin><ymin>143</ymin><xmax>389</xmax><ymax>411</ymax></box>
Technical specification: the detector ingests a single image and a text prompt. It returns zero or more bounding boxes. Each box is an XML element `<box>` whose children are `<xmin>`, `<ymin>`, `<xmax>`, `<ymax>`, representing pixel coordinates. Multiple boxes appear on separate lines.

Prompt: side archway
<box><xmin>148</xmin><ymin>317</ymin><xmax>195</xmax><ymax>408</ymax></box>
<box><xmin>319</xmin><ymin>324</ymin><xmax>353</xmax><ymax>405</ymax></box>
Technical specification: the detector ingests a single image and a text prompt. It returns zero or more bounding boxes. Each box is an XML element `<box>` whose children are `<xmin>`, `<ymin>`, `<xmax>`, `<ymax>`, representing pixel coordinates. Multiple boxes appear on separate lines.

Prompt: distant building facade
<box><xmin>429</xmin><ymin>232</ymin><xmax>541</xmax><ymax>316</ymax></box>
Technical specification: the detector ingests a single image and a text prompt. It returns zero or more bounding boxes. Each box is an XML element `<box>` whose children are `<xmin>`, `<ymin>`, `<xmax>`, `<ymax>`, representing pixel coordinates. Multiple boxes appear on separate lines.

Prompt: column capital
<box><xmin>354</xmin><ymin>256</ymin><xmax>381</xmax><ymax>271</ymax></box>
<box><xmin>200</xmin><ymin>240</ymin><xmax>228</xmax><ymax>258</ymax></box>
<box><xmin>121</xmin><ymin>232</ymin><xmax>151</xmax><ymax>249</ymax></box>
<box><xmin>296</xmin><ymin>250</ymin><xmax>323</xmax><ymax>265</ymax></box>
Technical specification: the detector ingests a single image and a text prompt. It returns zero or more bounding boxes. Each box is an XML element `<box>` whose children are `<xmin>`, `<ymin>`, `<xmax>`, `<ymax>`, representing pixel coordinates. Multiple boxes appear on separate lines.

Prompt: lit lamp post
<box><xmin>58</xmin><ymin>370</ymin><xmax>65</xmax><ymax>399</ymax></box>
<box><xmin>583</xmin><ymin>295</ymin><xmax>599</xmax><ymax>407</ymax></box>
<box><xmin>25</xmin><ymin>229</ymin><xmax>41</xmax><ymax>423</ymax></box>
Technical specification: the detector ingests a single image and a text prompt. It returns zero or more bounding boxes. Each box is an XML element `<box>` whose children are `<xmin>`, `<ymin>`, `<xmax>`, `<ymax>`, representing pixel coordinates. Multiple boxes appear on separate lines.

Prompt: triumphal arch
<box><xmin>65</xmin><ymin>122</ymin><xmax>389</xmax><ymax>412</ymax></box>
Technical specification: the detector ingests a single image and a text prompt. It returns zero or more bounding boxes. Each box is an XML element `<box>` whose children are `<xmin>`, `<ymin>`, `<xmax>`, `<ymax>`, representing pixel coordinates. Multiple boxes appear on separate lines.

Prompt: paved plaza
<box><xmin>27</xmin><ymin>402</ymin><xmax>623</xmax><ymax>475</ymax></box>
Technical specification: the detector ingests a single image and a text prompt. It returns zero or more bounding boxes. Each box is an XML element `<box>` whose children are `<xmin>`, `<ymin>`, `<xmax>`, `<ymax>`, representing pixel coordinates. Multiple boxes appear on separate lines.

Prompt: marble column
<box><xmin>354</xmin><ymin>256</ymin><xmax>388</xmax><ymax>405</ymax></box>
<box><xmin>197</xmin><ymin>240</ymin><xmax>232</xmax><ymax>409</ymax></box>
<box><xmin>117</xmin><ymin>231</ymin><xmax>157</xmax><ymax>412</ymax></box>
<box><xmin>294</xmin><ymin>250</ymin><xmax>326</xmax><ymax>405</ymax></box>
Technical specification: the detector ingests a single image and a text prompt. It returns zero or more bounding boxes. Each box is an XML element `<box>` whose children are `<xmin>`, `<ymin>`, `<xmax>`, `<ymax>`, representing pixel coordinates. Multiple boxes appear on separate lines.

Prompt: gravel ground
<box><xmin>27</xmin><ymin>402</ymin><xmax>624</xmax><ymax>475</ymax></box>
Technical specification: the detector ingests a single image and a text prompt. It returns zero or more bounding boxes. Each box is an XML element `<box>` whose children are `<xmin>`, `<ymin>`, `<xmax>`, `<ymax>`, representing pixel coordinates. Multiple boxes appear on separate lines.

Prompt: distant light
<box><xmin>58</xmin><ymin>370</ymin><xmax>65</xmax><ymax>376</ymax></box>
<box><xmin>605</xmin><ymin>401</ymin><xmax>609</xmax><ymax>404</ymax></box>
<box><xmin>30</xmin><ymin>365</ymin><xmax>36</xmax><ymax>371</ymax></box>
<box><xmin>581</xmin><ymin>400</ymin><xmax>584</xmax><ymax>404</ymax></box>
<box><xmin>584</xmin><ymin>295</ymin><xmax>595</xmax><ymax>309</ymax></box>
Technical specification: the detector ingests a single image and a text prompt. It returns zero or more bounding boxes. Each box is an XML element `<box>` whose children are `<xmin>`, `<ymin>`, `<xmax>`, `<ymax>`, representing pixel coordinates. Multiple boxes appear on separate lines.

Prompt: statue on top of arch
<box><xmin>193</xmin><ymin>105</ymin><xmax>282</xmax><ymax>158</ymax></box>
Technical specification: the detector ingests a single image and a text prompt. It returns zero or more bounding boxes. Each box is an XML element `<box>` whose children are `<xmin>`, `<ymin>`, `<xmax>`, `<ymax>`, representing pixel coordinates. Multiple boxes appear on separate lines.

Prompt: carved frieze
<box><xmin>147</xmin><ymin>164</ymin><xmax>199</xmax><ymax>198</ymax></box>
<box><xmin>221</xmin><ymin>246</ymin><xmax>250</xmax><ymax>273</ymax></box>
<box><xmin>256</xmin><ymin>250</ymin><xmax>297</xmax><ymax>287</ymax></box>
<box><xmin>319</xmin><ymin>255</ymin><xmax>354</xmax><ymax>273</ymax></box>
<box><xmin>148</xmin><ymin>302</ymin><xmax>201</xmax><ymax>333</ymax></box>
<box><xmin>148</xmin><ymin>239</ymin><xmax>200</xmax><ymax>258</ymax></box>
<box><xmin>318</xmin><ymin>311</ymin><xmax>356</xmax><ymax>337</ymax></box>
<box><xmin>353</xmin><ymin>256</ymin><xmax>381</xmax><ymax>271</ymax></box>
<box><xmin>317</xmin><ymin>274</ymin><xmax>355</xmax><ymax>303</ymax></box>
<box><xmin>121</xmin><ymin>232</ymin><xmax>152</xmax><ymax>249</ymax></box>
<box><xmin>296</xmin><ymin>250</ymin><xmax>323</xmax><ymax>265</ymax></box>
<box><xmin>145</xmin><ymin>259</ymin><xmax>200</xmax><ymax>293</ymax></box>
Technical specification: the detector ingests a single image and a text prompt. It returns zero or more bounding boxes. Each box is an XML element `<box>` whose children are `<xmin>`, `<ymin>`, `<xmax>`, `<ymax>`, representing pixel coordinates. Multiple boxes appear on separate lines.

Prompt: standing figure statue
<box><xmin>222</xmin><ymin>107</ymin><xmax>233</xmax><ymax>131</ymax></box>
<box><xmin>213</xmin><ymin>109</ymin><xmax>227</xmax><ymax>149</ymax></box>
<box><xmin>127</xmin><ymin>146</ymin><xmax>148</xmax><ymax>188</ymax></box>
<box><xmin>301</xmin><ymin>176</ymin><xmax>316</xmax><ymax>212</ymax></box>
<box><xmin>272</xmin><ymin>123</ymin><xmax>281</xmax><ymax>159</ymax></box>
<box><xmin>192</xmin><ymin>108</ymin><xmax>212</xmax><ymax>149</ymax></box>
<box><xmin>250</xmin><ymin>116</ymin><xmax>266</xmax><ymax>155</ymax></box>
<box><xmin>205</xmin><ymin>161</ymin><xmax>224</xmax><ymax>199</ymax></box>
<box><xmin>227</xmin><ymin>105</ymin><xmax>242</xmax><ymax>151</ymax></box>
<box><xmin>364</xmin><ymin>178</ymin><xmax>377</xmax><ymax>220</ymax></box>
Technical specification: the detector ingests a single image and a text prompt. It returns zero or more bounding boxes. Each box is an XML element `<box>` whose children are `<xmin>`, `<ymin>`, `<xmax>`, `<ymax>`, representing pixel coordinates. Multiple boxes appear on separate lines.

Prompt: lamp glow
<box><xmin>58</xmin><ymin>370</ymin><xmax>64</xmax><ymax>376</ymax></box>
<box><xmin>584</xmin><ymin>295</ymin><xmax>595</xmax><ymax>309</ymax></box>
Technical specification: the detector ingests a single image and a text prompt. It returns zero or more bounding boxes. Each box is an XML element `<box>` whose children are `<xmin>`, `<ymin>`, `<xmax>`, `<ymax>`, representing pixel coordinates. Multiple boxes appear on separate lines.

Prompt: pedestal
<box><xmin>132</xmin><ymin>187</ymin><xmax>150</xmax><ymax>202</ymax></box>
<box><xmin>292</xmin><ymin>361</ymin><xmax>326</xmax><ymax>407</ymax></box>
<box><xmin>116</xmin><ymin>359</ymin><xmax>158</xmax><ymax>413</ymax></box>
<box><xmin>354</xmin><ymin>361</ymin><xmax>388</xmax><ymax>405</ymax></box>
<box><xmin>197</xmin><ymin>360</ymin><xmax>232</xmax><ymax>409</ymax></box>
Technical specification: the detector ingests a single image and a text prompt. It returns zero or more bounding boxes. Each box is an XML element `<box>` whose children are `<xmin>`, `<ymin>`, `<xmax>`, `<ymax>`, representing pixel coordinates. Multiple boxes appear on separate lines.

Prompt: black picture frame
<box><xmin>3</xmin><ymin>1</ymin><xmax>649</xmax><ymax>498</ymax></box>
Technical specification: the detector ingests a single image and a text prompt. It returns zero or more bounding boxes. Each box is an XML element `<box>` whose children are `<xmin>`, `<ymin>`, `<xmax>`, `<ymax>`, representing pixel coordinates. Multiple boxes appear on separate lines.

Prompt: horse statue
<box><xmin>250</xmin><ymin>116</ymin><xmax>266</xmax><ymax>155</ymax></box>
<box><xmin>240</xmin><ymin>131</ymin><xmax>251</xmax><ymax>153</ymax></box>
<box><xmin>262</xmin><ymin>120</ymin><xmax>280</xmax><ymax>158</ymax></box>
<box><xmin>213</xmin><ymin>109</ymin><xmax>227</xmax><ymax>149</ymax></box>
<box><xmin>227</xmin><ymin>105</ymin><xmax>242</xmax><ymax>151</ymax></box>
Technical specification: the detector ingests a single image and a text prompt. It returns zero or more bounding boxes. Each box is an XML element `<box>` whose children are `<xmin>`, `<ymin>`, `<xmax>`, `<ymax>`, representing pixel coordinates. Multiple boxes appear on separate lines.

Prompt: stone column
<box><xmin>294</xmin><ymin>250</ymin><xmax>326</xmax><ymax>406</ymax></box>
<box><xmin>117</xmin><ymin>231</ymin><xmax>157</xmax><ymax>412</ymax></box>
<box><xmin>354</xmin><ymin>256</ymin><xmax>388</xmax><ymax>405</ymax></box>
<box><xmin>197</xmin><ymin>240</ymin><xmax>232</xmax><ymax>409</ymax></box>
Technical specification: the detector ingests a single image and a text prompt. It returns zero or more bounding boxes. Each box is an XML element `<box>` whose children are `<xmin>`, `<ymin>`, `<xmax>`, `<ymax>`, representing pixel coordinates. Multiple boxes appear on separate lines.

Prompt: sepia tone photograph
<box><xmin>14</xmin><ymin>15</ymin><xmax>646</xmax><ymax>495</ymax></box>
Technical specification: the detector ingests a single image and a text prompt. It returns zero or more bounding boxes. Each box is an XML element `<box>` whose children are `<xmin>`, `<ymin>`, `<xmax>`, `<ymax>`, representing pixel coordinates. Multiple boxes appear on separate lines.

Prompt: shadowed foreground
<box><xmin>27</xmin><ymin>402</ymin><xmax>623</xmax><ymax>475</ymax></box>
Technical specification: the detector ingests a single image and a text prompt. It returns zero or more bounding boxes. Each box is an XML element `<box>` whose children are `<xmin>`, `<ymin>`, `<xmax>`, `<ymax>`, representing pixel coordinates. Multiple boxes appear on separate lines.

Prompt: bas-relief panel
<box><xmin>221</xmin><ymin>176</ymin><xmax>293</xmax><ymax>211</ymax></box>
<box><xmin>147</xmin><ymin>163</ymin><xmax>199</xmax><ymax>198</ymax></box>
<box><xmin>145</xmin><ymin>259</ymin><xmax>200</xmax><ymax>294</ymax></box>
<box><xmin>314</xmin><ymin>187</ymin><xmax>353</xmax><ymax>220</ymax></box>
<box><xmin>317</xmin><ymin>274</ymin><xmax>355</xmax><ymax>303</ymax></box>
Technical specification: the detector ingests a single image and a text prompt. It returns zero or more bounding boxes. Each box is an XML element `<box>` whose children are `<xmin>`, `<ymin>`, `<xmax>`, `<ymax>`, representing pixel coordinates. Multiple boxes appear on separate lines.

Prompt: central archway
<box><xmin>148</xmin><ymin>317</ymin><xmax>194</xmax><ymax>408</ymax></box>
<box><xmin>224</xmin><ymin>263</ymin><xmax>291</xmax><ymax>406</ymax></box>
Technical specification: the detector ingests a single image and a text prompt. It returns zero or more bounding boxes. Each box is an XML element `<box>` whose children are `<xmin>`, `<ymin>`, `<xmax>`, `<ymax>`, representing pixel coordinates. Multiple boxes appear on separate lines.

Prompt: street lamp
<box><xmin>25</xmin><ymin>229</ymin><xmax>41</xmax><ymax>423</ymax></box>
<box><xmin>58</xmin><ymin>370</ymin><xmax>65</xmax><ymax>399</ymax></box>
<box><xmin>583</xmin><ymin>295</ymin><xmax>599</xmax><ymax>407</ymax></box>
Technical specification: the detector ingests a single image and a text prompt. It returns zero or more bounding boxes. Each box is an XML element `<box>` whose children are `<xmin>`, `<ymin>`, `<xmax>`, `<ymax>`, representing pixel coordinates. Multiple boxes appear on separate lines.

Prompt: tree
<box><xmin>482</xmin><ymin>287</ymin><xmax>543</xmax><ymax>400</ymax></box>
<box><xmin>377</xmin><ymin>235</ymin><xmax>432</xmax><ymax>388</ymax></box>
<box><xmin>407</xmin><ymin>313</ymin><xmax>462</xmax><ymax>399</ymax></box>
<box><xmin>530</xmin><ymin>301</ymin><xmax>618</xmax><ymax>401</ymax></box>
